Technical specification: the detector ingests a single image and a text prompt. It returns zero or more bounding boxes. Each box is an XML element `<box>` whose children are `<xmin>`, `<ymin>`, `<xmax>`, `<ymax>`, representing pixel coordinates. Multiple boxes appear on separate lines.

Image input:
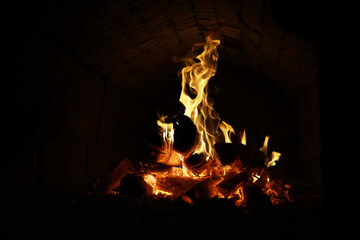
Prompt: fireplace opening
<box><xmin>3</xmin><ymin>0</ymin><xmax>325</xmax><ymax>238</ymax></box>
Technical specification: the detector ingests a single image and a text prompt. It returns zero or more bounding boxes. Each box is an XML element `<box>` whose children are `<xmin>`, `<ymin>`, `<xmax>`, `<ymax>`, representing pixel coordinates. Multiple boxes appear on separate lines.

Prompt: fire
<box><xmin>219</xmin><ymin>121</ymin><xmax>235</xmax><ymax>143</ymax></box>
<box><xmin>156</xmin><ymin>113</ymin><xmax>181</xmax><ymax>166</ymax></box>
<box><xmin>260</xmin><ymin>135</ymin><xmax>282</xmax><ymax>168</ymax></box>
<box><xmin>139</xmin><ymin>35</ymin><xmax>291</xmax><ymax>207</ymax></box>
<box><xmin>240</xmin><ymin>129</ymin><xmax>246</xmax><ymax>145</ymax></box>
<box><xmin>179</xmin><ymin>36</ymin><xmax>221</xmax><ymax>160</ymax></box>
<box><xmin>157</xmin><ymin>113</ymin><xmax>174</xmax><ymax>145</ymax></box>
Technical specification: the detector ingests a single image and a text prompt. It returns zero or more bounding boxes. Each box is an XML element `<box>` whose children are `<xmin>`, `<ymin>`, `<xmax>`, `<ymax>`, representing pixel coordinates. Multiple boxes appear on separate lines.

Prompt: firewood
<box><xmin>143</xmin><ymin>127</ymin><xmax>163</xmax><ymax>153</ymax></box>
<box><xmin>215</xmin><ymin>143</ymin><xmax>266</xmax><ymax>169</ymax></box>
<box><xmin>116</xmin><ymin>173</ymin><xmax>149</xmax><ymax>197</ymax></box>
<box><xmin>143</xmin><ymin>114</ymin><xmax>199</xmax><ymax>165</ymax></box>
<box><xmin>181</xmin><ymin>178</ymin><xmax>216</xmax><ymax>205</ymax></box>
<box><xmin>184</xmin><ymin>153</ymin><xmax>206</xmax><ymax>170</ymax></box>
<box><xmin>217</xmin><ymin>172</ymin><xmax>249</xmax><ymax>193</ymax></box>
<box><xmin>173</xmin><ymin>115</ymin><xmax>199</xmax><ymax>156</ymax></box>
<box><xmin>242</xmin><ymin>183</ymin><xmax>272</xmax><ymax>211</ymax></box>
<box><xmin>91</xmin><ymin>158</ymin><xmax>135</xmax><ymax>194</ymax></box>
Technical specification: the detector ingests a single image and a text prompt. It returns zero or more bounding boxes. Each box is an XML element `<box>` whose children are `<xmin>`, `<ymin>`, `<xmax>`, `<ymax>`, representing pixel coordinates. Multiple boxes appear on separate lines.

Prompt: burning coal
<box><xmin>91</xmin><ymin>35</ymin><xmax>292</xmax><ymax>209</ymax></box>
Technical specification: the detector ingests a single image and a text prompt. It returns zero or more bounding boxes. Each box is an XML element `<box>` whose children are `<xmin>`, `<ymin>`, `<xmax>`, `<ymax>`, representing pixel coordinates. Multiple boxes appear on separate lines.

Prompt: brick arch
<box><xmin>42</xmin><ymin>0</ymin><xmax>317</xmax><ymax>100</ymax></box>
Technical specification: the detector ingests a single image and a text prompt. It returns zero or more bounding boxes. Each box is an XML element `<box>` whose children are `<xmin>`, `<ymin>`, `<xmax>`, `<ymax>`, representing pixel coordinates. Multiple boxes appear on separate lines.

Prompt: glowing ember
<box><xmin>139</xmin><ymin>35</ymin><xmax>291</xmax><ymax>207</ymax></box>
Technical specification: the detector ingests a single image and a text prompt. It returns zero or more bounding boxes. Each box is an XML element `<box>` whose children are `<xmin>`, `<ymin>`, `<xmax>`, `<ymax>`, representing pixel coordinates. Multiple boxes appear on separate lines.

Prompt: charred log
<box><xmin>173</xmin><ymin>115</ymin><xmax>199</xmax><ymax>156</ymax></box>
<box><xmin>180</xmin><ymin>178</ymin><xmax>216</xmax><ymax>205</ymax></box>
<box><xmin>144</xmin><ymin>127</ymin><xmax>163</xmax><ymax>153</ymax></box>
<box><xmin>143</xmin><ymin>115</ymin><xmax>199</xmax><ymax>165</ymax></box>
<box><xmin>242</xmin><ymin>183</ymin><xmax>272</xmax><ymax>211</ymax></box>
<box><xmin>90</xmin><ymin>158</ymin><xmax>135</xmax><ymax>194</ymax></box>
<box><xmin>217</xmin><ymin>172</ymin><xmax>249</xmax><ymax>193</ymax></box>
<box><xmin>215</xmin><ymin>143</ymin><xmax>266</xmax><ymax>169</ymax></box>
<box><xmin>184</xmin><ymin>153</ymin><xmax>206</xmax><ymax>170</ymax></box>
<box><xmin>116</xmin><ymin>173</ymin><xmax>149</xmax><ymax>198</ymax></box>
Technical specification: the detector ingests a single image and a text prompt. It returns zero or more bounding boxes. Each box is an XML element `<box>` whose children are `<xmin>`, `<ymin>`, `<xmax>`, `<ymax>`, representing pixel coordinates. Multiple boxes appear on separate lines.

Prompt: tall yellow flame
<box><xmin>179</xmin><ymin>36</ymin><xmax>221</xmax><ymax>160</ymax></box>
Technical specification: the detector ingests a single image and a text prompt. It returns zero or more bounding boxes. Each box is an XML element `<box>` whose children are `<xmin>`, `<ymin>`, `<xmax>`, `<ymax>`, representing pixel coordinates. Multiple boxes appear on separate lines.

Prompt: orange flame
<box><xmin>179</xmin><ymin>36</ymin><xmax>221</xmax><ymax>160</ymax></box>
<box><xmin>140</xmin><ymin>35</ymin><xmax>289</xmax><ymax>207</ymax></box>
<box><xmin>219</xmin><ymin>121</ymin><xmax>235</xmax><ymax>143</ymax></box>
<box><xmin>260</xmin><ymin>135</ymin><xmax>282</xmax><ymax>168</ymax></box>
<box><xmin>240</xmin><ymin>129</ymin><xmax>246</xmax><ymax>145</ymax></box>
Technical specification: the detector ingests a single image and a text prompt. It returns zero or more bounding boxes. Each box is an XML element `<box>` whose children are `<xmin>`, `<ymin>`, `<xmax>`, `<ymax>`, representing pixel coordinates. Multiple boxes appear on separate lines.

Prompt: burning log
<box><xmin>144</xmin><ymin>114</ymin><xmax>199</xmax><ymax>166</ymax></box>
<box><xmin>241</xmin><ymin>183</ymin><xmax>272</xmax><ymax>211</ymax></box>
<box><xmin>116</xmin><ymin>173</ymin><xmax>149</xmax><ymax>198</ymax></box>
<box><xmin>263</xmin><ymin>179</ymin><xmax>292</xmax><ymax>205</ymax></box>
<box><xmin>144</xmin><ymin>114</ymin><xmax>199</xmax><ymax>157</ymax></box>
<box><xmin>217</xmin><ymin>172</ymin><xmax>249</xmax><ymax>193</ymax></box>
<box><xmin>156</xmin><ymin>148</ymin><xmax>182</xmax><ymax>166</ymax></box>
<box><xmin>132</xmin><ymin>36</ymin><xmax>292</xmax><ymax>209</ymax></box>
<box><xmin>215</xmin><ymin>143</ymin><xmax>266</xmax><ymax>169</ymax></box>
<box><xmin>90</xmin><ymin>158</ymin><xmax>135</xmax><ymax>194</ymax></box>
<box><xmin>144</xmin><ymin>127</ymin><xmax>163</xmax><ymax>153</ymax></box>
<box><xmin>183</xmin><ymin>153</ymin><xmax>206</xmax><ymax>172</ymax></box>
<box><xmin>180</xmin><ymin>178</ymin><xmax>218</xmax><ymax>205</ymax></box>
<box><xmin>173</xmin><ymin>115</ymin><xmax>199</xmax><ymax>156</ymax></box>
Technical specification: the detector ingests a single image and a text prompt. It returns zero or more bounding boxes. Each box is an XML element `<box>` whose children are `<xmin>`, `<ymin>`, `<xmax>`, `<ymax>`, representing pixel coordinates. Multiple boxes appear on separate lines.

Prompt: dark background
<box><xmin>2</xmin><ymin>0</ymin><xmax>329</xmax><ymax>238</ymax></box>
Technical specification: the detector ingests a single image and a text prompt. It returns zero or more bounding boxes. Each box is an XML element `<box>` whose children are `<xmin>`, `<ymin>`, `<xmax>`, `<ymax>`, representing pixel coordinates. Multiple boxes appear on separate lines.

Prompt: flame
<box><xmin>260</xmin><ymin>135</ymin><xmax>282</xmax><ymax>168</ymax></box>
<box><xmin>260</xmin><ymin>135</ymin><xmax>270</xmax><ymax>155</ymax></box>
<box><xmin>157</xmin><ymin>113</ymin><xmax>174</xmax><ymax>145</ymax></box>
<box><xmin>179</xmin><ymin>36</ymin><xmax>221</xmax><ymax>160</ymax></box>
<box><xmin>143</xmin><ymin>174</ymin><xmax>173</xmax><ymax>197</ymax></box>
<box><xmin>219</xmin><ymin>121</ymin><xmax>235</xmax><ymax>143</ymax></box>
<box><xmin>267</xmin><ymin>151</ymin><xmax>281</xmax><ymax>168</ymax></box>
<box><xmin>156</xmin><ymin>113</ymin><xmax>182</xmax><ymax>166</ymax></box>
<box><xmin>240</xmin><ymin>129</ymin><xmax>246</xmax><ymax>145</ymax></box>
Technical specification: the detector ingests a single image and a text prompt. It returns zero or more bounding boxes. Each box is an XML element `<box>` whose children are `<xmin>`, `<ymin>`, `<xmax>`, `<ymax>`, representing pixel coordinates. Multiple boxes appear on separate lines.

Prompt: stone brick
<box><xmin>243</xmin><ymin>28</ymin><xmax>262</xmax><ymax>46</ymax></box>
<box><xmin>299</xmin><ymin>52</ymin><xmax>318</xmax><ymax>81</ymax></box>
<box><xmin>258</xmin><ymin>60</ymin><xmax>291</xmax><ymax>88</ymax></box>
<box><xmin>284</xmin><ymin>71</ymin><xmax>316</xmax><ymax>99</ymax></box>
<box><xmin>277</xmin><ymin>50</ymin><xmax>301</xmax><ymax>74</ymax></box>
<box><xmin>261</xmin><ymin>40</ymin><xmax>280</xmax><ymax>62</ymax></box>
<box><xmin>262</xmin><ymin>17</ymin><xmax>284</xmax><ymax>49</ymax></box>
<box><xmin>168</xmin><ymin>0</ymin><xmax>196</xmax><ymax>26</ymax></box>
<box><xmin>242</xmin><ymin>28</ymin><xmax>262</xmax><ymax>57</ymax></box>
<box><xmin>168</xmin><ymin>0</ymin><xmax>204</xmax><ymax>45</ymax></box>
<box><xmin>221</xmin><ymin>25</ymin><xmax>243</xmax><ymax>39</ymax></box>
<box><xmin>193</xmin><ymin>0</ymin><xmax>218</xmax><ymax>25</ymax></box>
<box><xmin>41</xmin><ymin>138</ymin><xmax>87</xmax><ymax>191</ymax></box>
<box><xmin>282</xmin><ymin>33</ymin><xmax>306</xmax><ymax>54</ymax></box>
<box><xmin>215</xmin><ymin>0</ymin><xmax>240</xmax><ymax>25</ymax></box>
<box><xmin>240</xmin><ymin>0</ymin><xmax>264</xmax><ymax>32</ymax></box>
